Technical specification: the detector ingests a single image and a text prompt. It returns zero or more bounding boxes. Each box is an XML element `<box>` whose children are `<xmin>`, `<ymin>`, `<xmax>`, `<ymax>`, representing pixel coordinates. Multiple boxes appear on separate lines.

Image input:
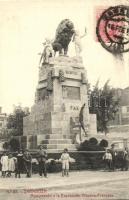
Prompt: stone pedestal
<box><xmin>23</xmin><ymin>56</ymin><xmax>97</xmax><ymax>152</ymax></box>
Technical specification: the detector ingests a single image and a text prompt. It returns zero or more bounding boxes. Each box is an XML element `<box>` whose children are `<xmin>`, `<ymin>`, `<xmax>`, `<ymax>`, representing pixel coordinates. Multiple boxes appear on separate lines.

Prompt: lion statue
<box><xmin>52</xmin><ymin>19</ymin><xmax>75</xmax><ymax>56</ymax></box>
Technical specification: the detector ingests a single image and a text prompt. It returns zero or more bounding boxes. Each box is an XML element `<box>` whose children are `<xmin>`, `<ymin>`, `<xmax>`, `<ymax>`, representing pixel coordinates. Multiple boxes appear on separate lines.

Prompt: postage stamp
<box><xmin>96</xmin><ymin>5</ymin><xmax>129</xmax><ymax>54</ymax></box>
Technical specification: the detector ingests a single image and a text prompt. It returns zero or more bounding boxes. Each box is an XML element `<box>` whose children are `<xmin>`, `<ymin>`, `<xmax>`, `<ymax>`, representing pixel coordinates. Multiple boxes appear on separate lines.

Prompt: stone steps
<box><xmin>42</xmin><ymin>139</ymin><xmax>72</xmax><ymax>144</ymax></box>
<box><xmin>45</xmin><ymin>134</ymin><xmax>71</xmax><ymax>139</ymax></box>
<box><xmin>47</xmin><ymin>149</ymin><xmax>77</xmax><ymax>153</ymax></box>
<box><xmin>43</xmin><ymin>144</ymin><xmax>76</xmax><ymax>150</ymax></box>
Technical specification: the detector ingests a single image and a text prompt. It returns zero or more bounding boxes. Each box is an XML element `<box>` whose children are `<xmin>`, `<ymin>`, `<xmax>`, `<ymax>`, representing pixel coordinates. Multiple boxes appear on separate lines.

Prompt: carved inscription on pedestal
<box><xmin>62</xmin><ymin>86</ymin><xmax>80</xmax><ymax>100</ymax></box>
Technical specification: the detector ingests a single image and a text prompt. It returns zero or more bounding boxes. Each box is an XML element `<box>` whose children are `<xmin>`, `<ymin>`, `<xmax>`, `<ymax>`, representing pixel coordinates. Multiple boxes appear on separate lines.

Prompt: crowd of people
<box><xmin>1</xmin><ymin>149</ymin><xmax>32</xmax><ymax>178</ymax></box>
<box><xmin>0</xmin><ymin>146</ymin><xmax>74</xmax><ymax>178</ymax></box>
<box><xmin>0</xmin><ymin>145</ymin><xmax>129</xmax><ymax>178</ymax></box>
<box><xmin>103</xmin><ymin>145</ymin><xmax>129</xmax><ymax>171</ymax></box>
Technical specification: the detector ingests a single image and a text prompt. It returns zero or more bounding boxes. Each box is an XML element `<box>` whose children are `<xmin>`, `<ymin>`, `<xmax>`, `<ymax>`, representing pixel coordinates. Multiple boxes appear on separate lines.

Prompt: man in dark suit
<box><xmin>23</xmin><ymin>149</ymin><xmax>32</xmax><ymax>177</ymax></box>
<box><xmin>37</xmin><ymin>145</ymin><xmax>48</xmax><ymax>177</ymax></box>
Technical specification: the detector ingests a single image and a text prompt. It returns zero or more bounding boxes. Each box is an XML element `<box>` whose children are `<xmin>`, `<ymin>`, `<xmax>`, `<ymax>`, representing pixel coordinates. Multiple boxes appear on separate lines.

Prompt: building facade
<box><xmin>0</xmin><ymin>107</ymin><xmax>7</xmax><ymax>134</ymax></box>
<box><xmin>108</xmin><ymin>87</ymin><xmax>129</xmax><ymax>150</ymax></box>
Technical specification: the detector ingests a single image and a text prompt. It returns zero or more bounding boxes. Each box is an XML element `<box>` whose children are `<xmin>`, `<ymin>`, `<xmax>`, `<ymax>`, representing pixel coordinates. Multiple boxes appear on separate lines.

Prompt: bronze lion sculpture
<box><xmin>52</xmin><ymin>19</ymin><xmax>75</xmax><ymax>56</ymax></box>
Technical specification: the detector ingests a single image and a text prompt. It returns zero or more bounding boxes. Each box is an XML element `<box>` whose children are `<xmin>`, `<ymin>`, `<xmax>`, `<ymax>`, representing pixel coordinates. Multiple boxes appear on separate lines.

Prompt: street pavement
<box><xmin>0</xmin><ymin>170</ymin><xmax>129</xmax><ymax>200</ymax></box>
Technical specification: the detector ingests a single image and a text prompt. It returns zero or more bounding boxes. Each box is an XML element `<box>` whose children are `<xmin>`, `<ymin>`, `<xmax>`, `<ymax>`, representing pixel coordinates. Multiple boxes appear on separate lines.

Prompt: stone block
<box><xmin>51</xmin><ymin>112</ymin><xmax>63</xmax><ymax>121</ymax></box>
<box><xmin>27</xmin><ymin>135</ymin><xmax>37</xmax><ymax>149</ymax></box>
<box><xmin>41</xmin><ymin>139</ymin><xmax>72</xmax><ymax>144</ymax></box>
<box><xmin>45</xmin><ymin>134</ymin><xmax>63</xmax><ymax>139</ymax></box>
<box><xmin>21</xmin><ymin>136</ymin><xmax>27</xmax><ymax>149</ymax></box>
<box><xmin>89</xmin><ymin>114</ymin><xmax>97</xmax><ymax>134</ymax></box>
<box><xmin>44</xmin><ymin>143</ymin><xmax>76</xmax><ymax>150</ymax></box>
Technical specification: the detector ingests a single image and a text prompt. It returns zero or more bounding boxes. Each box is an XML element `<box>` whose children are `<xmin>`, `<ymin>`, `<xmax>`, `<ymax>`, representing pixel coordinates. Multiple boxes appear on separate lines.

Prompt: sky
<box><xmin>0</xmin><ymin>0</ymin><xmax>129</xmax><ymax>113</ymax></box>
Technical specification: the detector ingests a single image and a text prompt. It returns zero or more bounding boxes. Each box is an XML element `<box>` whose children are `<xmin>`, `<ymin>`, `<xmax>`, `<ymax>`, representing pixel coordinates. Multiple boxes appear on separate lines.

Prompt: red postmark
<box><xmin>96</xmin><ymin>5</ymin><xmax>129</xmax><ymax>53</ymax></box>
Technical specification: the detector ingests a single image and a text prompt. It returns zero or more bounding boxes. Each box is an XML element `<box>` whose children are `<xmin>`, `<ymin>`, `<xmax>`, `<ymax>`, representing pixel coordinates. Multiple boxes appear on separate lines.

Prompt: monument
<box><xmin>23</xmin><ymin>19</ymin><xmax>97</xmax><ymax>152</ymax></box>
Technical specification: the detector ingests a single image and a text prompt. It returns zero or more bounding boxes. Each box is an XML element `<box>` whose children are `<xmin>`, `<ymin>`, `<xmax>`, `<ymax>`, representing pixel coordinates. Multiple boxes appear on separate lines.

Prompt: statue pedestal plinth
<box><xmin>23</xmin><ymin>56</ymin><xmax>97</xmax><ymax>152</ymax></box>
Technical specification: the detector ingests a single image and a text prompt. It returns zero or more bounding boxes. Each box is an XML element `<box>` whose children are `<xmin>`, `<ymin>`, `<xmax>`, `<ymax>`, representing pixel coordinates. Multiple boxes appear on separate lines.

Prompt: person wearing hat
<box><xmin>23</xmin><ymin>149</ymin><xmax>32</xmax><ymax>178</ymax></box>
<box><xmin>37</xmin><ymin>145</ymin><xmax>48</xmax><ymax>178</ymax></box>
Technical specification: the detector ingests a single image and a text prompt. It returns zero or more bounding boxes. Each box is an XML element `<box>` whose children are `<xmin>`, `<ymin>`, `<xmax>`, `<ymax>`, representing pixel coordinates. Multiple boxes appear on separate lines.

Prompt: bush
<box><xmin>89</xmin><ymin>137</ymin><xmax>98</xmax><ymax>145</ymax></box>
<box><xmin>99</xmin><ymin>139</ymin><xmax>108</xmax><ymax>148</ymax></box>
<box><xmin>78</xmin><ymin>137</ymin><xmax>105</xmax><ymax>151</ymax></box>
<box><xmin>77</xmin><ymin>140</ymin><xmax>89</xmax><ymax>151</ymax></box>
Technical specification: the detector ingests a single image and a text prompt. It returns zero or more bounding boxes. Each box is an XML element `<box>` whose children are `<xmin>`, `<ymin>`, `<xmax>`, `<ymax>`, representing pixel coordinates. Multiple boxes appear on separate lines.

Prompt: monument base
<box><xmin>23</xmin><ymin>56</ymin><xmax>97</xmax><ymax>152</ymax></box>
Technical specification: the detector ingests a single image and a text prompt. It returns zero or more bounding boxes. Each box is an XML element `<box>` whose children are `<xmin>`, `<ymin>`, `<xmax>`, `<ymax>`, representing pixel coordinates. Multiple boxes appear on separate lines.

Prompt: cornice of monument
<box><xmin>48</xmin><ymin>56</ymin><xmax>84</xmax><ymax>69</ymax></box>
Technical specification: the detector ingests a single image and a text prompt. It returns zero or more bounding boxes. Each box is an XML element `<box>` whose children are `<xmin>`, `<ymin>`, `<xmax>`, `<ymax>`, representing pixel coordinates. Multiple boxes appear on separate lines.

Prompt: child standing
<box><xmin>1</xmin><ymin>152</ymin><xmax>8</xmax><ymax>177</ymax></box>
<box><xmin>7</xmin><ymin>153</ymin><xmax>16</xmax><ymax>177</ymax></box>
<box><xmin>60</xmin><ymin>148</ymin><xmax>70</xmax><ymax>177</ymax></box>
<box><xmin>103</xmin><ymin>149</ymin><xmax>112</xmax><ymax>171</ymax></box>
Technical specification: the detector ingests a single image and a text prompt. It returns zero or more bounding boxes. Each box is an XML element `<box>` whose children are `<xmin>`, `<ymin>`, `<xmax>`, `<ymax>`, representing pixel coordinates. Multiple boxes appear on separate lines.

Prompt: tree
<box><xmin>89</xmin><ymin>80</ymin><xmax>119</xmax><ymax>134</ymax></box>
<box><xmin>7</xmin><ymin>105</ymin><xmax>30</xmax><ymax>136</ymax></box>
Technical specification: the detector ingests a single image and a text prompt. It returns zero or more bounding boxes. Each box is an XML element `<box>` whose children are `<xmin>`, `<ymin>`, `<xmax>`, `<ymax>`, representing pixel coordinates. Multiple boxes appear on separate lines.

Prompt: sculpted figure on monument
<box><xmin>79</xmin><ymin>103</ymin><xmax>88</xmax><ymax>138</ymax></box>
<box><xmin>72</xmin><ymin>28</ymin><xmax>86</xmax><ymax>56</ymax></box>
<box><xmin>39</xmin><ymin>38</ymin><xmax>54</xmax><ymax>65</ymax></box>
<box><xmin>39</xmin><ymin>19</ymin><xmax>86</xmax><ymax>64</ymax></box>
